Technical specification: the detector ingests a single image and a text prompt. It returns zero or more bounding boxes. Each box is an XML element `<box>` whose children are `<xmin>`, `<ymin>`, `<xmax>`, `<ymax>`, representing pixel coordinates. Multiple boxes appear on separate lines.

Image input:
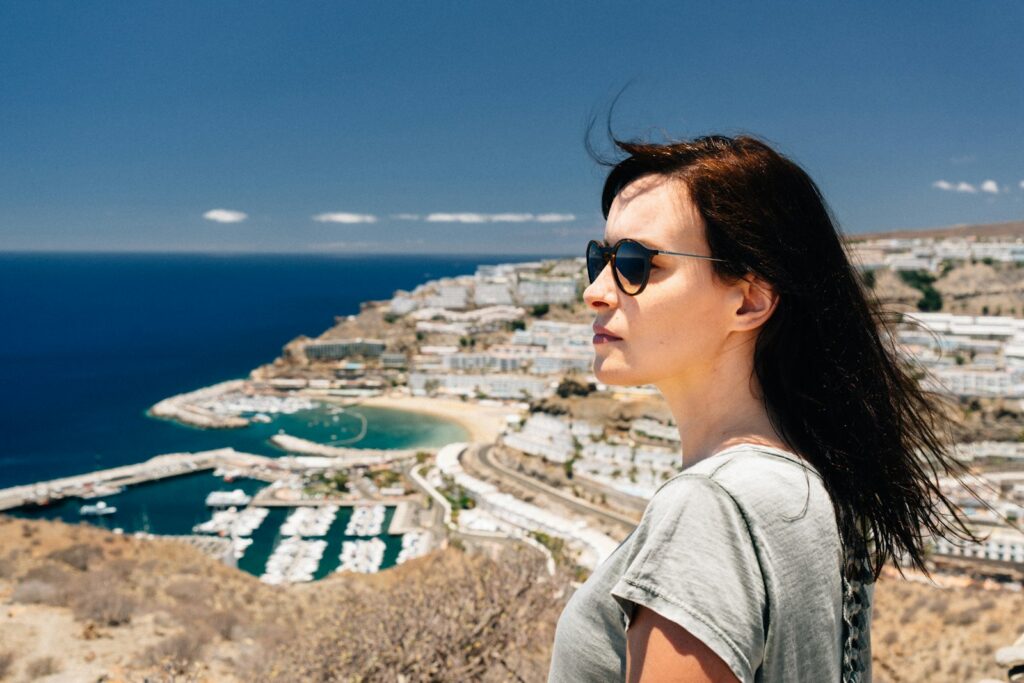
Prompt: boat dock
<box><xmin>0</xmin><ymin>448</ymin><xmax>282</xmax><ymax>512</ymax></box>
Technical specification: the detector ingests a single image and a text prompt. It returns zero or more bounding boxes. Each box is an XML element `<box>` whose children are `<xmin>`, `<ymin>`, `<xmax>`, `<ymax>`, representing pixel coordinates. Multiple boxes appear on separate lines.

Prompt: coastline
<box><xmin>321</xmin><ymin>393</ymin><xmax>515</xmax><ymax>445</ymax></box>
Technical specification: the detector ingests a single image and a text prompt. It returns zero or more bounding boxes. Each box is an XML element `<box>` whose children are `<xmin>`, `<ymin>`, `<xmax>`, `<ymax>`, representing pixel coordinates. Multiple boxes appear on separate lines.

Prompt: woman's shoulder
<box><xmin>650</xmin><ymin>443</ymin><xmax>834</xmax><ymax>528</ymax></box>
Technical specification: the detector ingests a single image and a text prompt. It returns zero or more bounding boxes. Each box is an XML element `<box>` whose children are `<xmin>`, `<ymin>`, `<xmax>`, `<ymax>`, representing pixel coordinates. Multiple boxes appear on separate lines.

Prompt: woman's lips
<box><xmin>593</xmin><ymin>334</ymin><xmax>622</xmax><ymax>344</ymax></box>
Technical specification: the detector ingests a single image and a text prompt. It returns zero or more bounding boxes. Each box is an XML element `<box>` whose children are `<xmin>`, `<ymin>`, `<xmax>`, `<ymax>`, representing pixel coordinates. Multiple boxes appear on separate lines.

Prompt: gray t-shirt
<box><xmin>548</xmin><ymin>443</ymin><xmax>873</xmax><ymax>682</ymax></box>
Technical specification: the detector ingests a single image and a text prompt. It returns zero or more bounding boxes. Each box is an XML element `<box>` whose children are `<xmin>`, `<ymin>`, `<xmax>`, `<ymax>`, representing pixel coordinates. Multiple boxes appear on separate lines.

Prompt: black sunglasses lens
<box><xmin>586</xmin><ymin>242</ymin><xmax>606</xmax><ymax>283</ymax></box>
<box><xmin>615</xmin><ymin>241</ymin><xmax>648</xmax><ymax>292</ymax></box>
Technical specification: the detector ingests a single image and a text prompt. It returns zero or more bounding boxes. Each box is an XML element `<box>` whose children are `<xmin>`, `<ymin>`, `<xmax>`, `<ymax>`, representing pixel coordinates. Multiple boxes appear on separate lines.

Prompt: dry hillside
<box><xmin>1</xmin><ymin>515</ymin><xmax>1021</xmax><ymax>682</ymax></box>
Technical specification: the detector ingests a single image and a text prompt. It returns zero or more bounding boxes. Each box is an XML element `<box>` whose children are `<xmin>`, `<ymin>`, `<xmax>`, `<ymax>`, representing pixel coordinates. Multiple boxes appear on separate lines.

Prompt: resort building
<box><xmin>473</xmin><ymin>280</ymin><xmax>515</xmax><ymax>306</ymax></box>
<box><xmin>516</xmin><ymin>278</ymin><xmax>578</xmax><ymax>306</ymax></box>
<box><xmin>304</xmin><ymin>338</ymin><xmax>386</xmax><ymax>360</ymax></box>
<box><xmin>407</xmin><ymin>371</ymin><xmax>552</xmax><ymax>400</ymax></box>
<box><xmin>426</xmin><ymin>285</ymin><xmax>469</xmax><ymax>310</ymax></box>
<box><xmin>443</xmin><ymin>351</ymin><xmax>528</xmax><ymax>373</ymax></box>
<box><xmin>531</xmin><ymin>349</ymin><xmax>594</xmax><ymax>375</ymax></box>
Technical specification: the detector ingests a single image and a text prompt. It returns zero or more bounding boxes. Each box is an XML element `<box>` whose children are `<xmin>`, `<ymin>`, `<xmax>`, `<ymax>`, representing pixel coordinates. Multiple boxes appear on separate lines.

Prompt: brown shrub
<box><xmin>207</xmin><ymin>609</ymin><xmax>241</xmax><ymax>640</ymax></box>
<box><xmin>24</xmin><ymin>655</ymin><xmax>61</xmax><ymax>678</ymax></box>
<box><xmin>61</xmin><ymin>568</ymin><xmax>137</xmax><ymax>626</ymax></box>
<box><xmin>46</xmin><ymin>542</ymin><xmax>104</xmax><ymax>571</ymax></box>
<box><xmin>164</xmin><ymin>578</ymin><xmax>213</xmax><ymax>603</ymax></box>
<box><xmin>256</xmin><ymin>545</ymin><xmax>569</xmax><ymax>682</ymax></box>
<box><xmin>19</xmin><ymin>562</ymin><xmax>70</xmax><ymax>585</ymax></box>
<box><xmin>926</xmin><ymin>595</ymin><xmax>949</xmax><ymax>614</ymax></box>
<box><xmin>138</xmin><ymin>631</ymin><xmax>208</xmax><ymax>675</ymax></box>
<box><xmin>11</xmin><ymin>579</ymin><xmax>67</xmax><ymax>606</ymax></box>
<box><xmin>106</xmin><ymin>558</ymin><xmax>137</xmax><ymax>582</ymax></box>
<box><xmin>0</xmin><ymin>557</ymin><xmax>15</xmax><ymax>580</ymax></box>
<box><xmin>0</xmin><ymin>650</ymin><xmax>14</xmax><ymax>679</ymax></box>
<box><xmin>947</xmin><ymin>607</ymin><xmax>980</xmax><ymax>626</ymax></box>
<box><xmin>71</xmin><ymin>587</ymin><xmax>137</xmax><ymax>626</ymax></box>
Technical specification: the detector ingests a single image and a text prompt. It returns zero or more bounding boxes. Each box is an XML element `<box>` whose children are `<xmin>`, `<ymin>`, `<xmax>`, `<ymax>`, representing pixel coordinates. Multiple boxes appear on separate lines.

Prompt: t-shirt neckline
<box><xmin>709</xmin><ymin>441</ymin><xmax>804</xmax><ymax>463</ymax></box>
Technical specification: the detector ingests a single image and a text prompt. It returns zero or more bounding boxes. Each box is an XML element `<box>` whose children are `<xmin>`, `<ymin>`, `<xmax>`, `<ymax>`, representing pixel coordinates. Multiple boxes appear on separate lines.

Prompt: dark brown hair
<box><xmin>590</xmin><ymin>129</ymin><xmax>978</xmax><ymax>580</ymax></box>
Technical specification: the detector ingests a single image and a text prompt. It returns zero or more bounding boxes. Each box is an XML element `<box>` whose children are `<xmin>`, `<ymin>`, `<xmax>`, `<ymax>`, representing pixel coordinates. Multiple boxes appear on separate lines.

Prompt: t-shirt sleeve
<box><xmin>610</xmin><ymin>475</ymin><xmax>766</xmax><ymax>683</ymax></box>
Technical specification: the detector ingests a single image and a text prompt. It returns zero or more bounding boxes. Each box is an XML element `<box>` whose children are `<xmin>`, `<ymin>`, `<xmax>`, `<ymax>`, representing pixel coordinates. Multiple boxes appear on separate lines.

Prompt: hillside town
<box><xmin>226</xmin><ymin>233</ymin><xmax>1024</xmax><ymax>579</ymax></box>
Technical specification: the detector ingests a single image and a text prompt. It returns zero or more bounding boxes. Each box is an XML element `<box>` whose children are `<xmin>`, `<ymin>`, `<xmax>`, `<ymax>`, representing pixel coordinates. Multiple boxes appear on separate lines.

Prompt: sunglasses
<box><xmin>586</xmin><ymin>238</ymin><xmax>731</xmax><ymax>296</ymax></box>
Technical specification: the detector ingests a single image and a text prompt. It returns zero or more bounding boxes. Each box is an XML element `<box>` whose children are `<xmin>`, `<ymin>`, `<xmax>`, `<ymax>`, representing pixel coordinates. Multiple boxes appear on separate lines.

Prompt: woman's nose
<box><xmin>583</xmin><ymin>262</ymin><xmax>619</xmax><ymax>309</ymax></box>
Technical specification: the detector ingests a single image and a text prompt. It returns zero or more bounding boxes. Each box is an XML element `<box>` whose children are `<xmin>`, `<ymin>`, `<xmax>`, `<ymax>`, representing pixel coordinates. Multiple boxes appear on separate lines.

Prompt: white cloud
<box><xmin>1020</xmin><ymin>180</ymin><xmax>1024</xmax><ymax>189</ymax></box>
<box><xmin>932</xmin><ymin>180</ymin><xmax>954</xmax><ymax>191</ymax></box>
<box><xmin>490</xmin><ymin>213</ymin><xmax>534</xmax><ymax>222</ymax></box>
<box><xmin>312</xmin><ymin>212</ymin><xmax>378</xmax><ymax>224</ymax></box>
<box><xmin>955</xmin><ymin>182</ymin><xmax>977</xmax><ymax>193</ymax></box>
<box><xmin>426</xmin><ymin>213</ymin><xmax>491</xmax><ymax>223</ymax></box>
<box><xmin>536</xmin><ymin>213</ymin><xmax>576</xmax><ymax>223</ymax></box>
<box><xmin>391</xmin><ymin>213</ymin><xmax>421</xmax><ymax>220</ymax></box>
<box><xmin>423</xmin><ymin>212</ymin><xmax>577</xmax><ymax>223</ymax></box>
<box><xmin>980</xmin><ymin>179</ymin><xmax>999</xmax><ymax>194</ymax></box>
<box><xmin>203</xmin><ymin>209</ymin><xmax>248</xmax><ymax>223</ymax></box>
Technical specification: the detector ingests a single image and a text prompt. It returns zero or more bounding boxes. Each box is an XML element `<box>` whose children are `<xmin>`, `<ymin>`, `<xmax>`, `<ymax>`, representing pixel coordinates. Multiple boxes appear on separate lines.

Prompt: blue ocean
<box><xmin>0</xmin><ymin>252</ymin><xmax>550</xmax><ymax>489</ymax></box>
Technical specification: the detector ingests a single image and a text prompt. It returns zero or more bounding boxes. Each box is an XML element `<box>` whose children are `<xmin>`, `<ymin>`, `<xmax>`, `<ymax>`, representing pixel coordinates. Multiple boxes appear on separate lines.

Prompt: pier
<box><xmin>269</xmin><ymin>433</ymin><xmax>421</xmax><ymax>465</ymax></box>
<box><xmin>0</xmin><ymin>448</ymin><xmax>282</xmax><ymax>512</ymax></box>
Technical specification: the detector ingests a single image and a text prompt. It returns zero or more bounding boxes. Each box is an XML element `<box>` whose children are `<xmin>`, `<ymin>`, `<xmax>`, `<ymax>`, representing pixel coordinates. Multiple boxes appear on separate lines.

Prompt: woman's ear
<box><xmin>732</xmin><ymin>274</ymin><xmax>778</xmax><ymax>332</ymax></box>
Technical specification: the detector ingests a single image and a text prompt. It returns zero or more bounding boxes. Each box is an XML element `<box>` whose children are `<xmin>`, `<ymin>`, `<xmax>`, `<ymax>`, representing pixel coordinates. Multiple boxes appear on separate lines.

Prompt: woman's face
<box><xmin>583</xmin><ymin>174</ymin><xmax>740</xmax><ymax>390</ymax></box>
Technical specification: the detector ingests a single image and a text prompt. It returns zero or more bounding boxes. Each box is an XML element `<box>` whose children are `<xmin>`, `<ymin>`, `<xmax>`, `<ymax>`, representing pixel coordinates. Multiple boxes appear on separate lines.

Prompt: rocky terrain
<box><xmin>0</xmin><ymin>515</ymin><xmax>564</xmax><ymax>682</ymax></box>
<box><xmin>0</xmin><ymin>514</ymin><xmax>1020</xmax><ymax>682</ymax></box>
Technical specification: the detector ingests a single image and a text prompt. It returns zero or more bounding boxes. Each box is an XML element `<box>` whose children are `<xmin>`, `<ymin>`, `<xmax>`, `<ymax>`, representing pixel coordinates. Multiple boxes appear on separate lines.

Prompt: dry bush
<box><xmin>946</xmin><ymin>607</ymin><xmax>979</xmax><ymax>626</ymax></box>
<box><xmin>164</xmin><ymin>577</ymin><xmax>213</xmax><ymax>603</ymax></box>
<box><xmin>206</xmin><ymin>609</ymin><xmax>241</xmax><ymax>640</ymax></box>
<box><xmin>925</xmin><ymin>594</ymin><xmax>949</xmax><ymax>614</ymax></box>
<box><xmin>107</xmin><ymin>557</ymin><xmax>137</xmax><ymax>581</ymax></box>
<box><xmin>138</xmin><ymin>631</ymin><xmax>208</xmax><ymax>675</ymax></box>
<box><xmin>11</xmin><ymin>579</ymin><xmax>67</xmax><ymax>606</ymax></box>
<box><xmin>71</xmin><ymin>585</ymin><xmax>137</xmax><ymax>626</ymax></box>
<box><xmin>46</xmin><ymin>542</ymin><xmax>104</xmax><ymax>571</ymax></box>
<box><xmin>19</xmin><ymin>561</ymin><xmax>70</xmax><ymax>585</ymax></box>
<box><xmin>0</xmin><ymin>650</ymin><xmax>14</xmax><ymax>679</ymax></box>
<box><xmin>25</xmin><ymin>655</ymin><xmax>61</xmax><ymax>678</ymax></box>
<box><xmin>251</xmin><ymin>545</ymin><xmax>570</xmax><ymax>682</ymax></box>
<box><xmin>976</xmin><ymin>597</ymin><xmax>996</xmax><ymax>611</ymax></box>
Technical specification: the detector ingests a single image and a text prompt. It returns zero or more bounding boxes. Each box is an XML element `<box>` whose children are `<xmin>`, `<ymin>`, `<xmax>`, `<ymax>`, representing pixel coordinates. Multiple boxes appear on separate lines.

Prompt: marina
<box><xmin>261</xmin><ymin>536</ymin><xmax>329</xmax><ymax>584</ymax></box>
<box><xmin>4</xmin><ymin>457</ymin><xmax>422</xmax><ymax>582</ymax></box>
<box><xmin>192</xmin><ymin>506</ymin><xmax>270</xmax><ymax>536</ymax></box>
<box><xmin>344</xmin><ymin>504</ymin><xmax>387</xmax><ymax>536</ymax></box>
<box><xmin>337</xmin><ymin>537</ymin><xmax>387</xmax><ymax>574</ymax></box>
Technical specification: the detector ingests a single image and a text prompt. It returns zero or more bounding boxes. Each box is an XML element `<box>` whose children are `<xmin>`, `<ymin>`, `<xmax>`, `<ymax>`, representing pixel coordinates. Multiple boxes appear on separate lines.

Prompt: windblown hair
<box><xmin>589</xmin><ymin>129</ymin><xmax>978</xmax><ymax>581</ymax></box>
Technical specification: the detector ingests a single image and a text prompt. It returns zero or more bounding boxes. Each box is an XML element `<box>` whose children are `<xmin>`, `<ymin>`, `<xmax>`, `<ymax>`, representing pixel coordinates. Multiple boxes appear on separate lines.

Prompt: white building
<box><xmin>443</xmin><ymin>351</ymin><xmax>528</xmax><ymax>373</ymax></box>
<box><xmin>473</xmin><ymin>280</ymin><xmax>515</xmax><ymax>306</ymax></box>
<box><xmin>408</xmin><ymin>372</ymin><xmax>552</xmax><ymax>400</ymax></box>
<box><xmin>531</xmin><ymin>349</ymin><xmax>594</xmax><ymax>375</ymax></box>
<box><xmin>517</xmin><ymin>278</ymin><xmax>578</xmax><ymax>306</ymax></box>
<box><xmin>426</xmin><ymin>285</ymin><xmax>469</xmax><ymax>310</ymax></box>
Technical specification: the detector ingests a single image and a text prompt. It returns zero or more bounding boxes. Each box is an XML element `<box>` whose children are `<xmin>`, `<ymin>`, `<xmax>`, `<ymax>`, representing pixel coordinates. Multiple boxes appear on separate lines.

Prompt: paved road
<box><xmin>468</xmin><ymin>443</ymin><xmax>639</xmax><ymax>536</ymax></box>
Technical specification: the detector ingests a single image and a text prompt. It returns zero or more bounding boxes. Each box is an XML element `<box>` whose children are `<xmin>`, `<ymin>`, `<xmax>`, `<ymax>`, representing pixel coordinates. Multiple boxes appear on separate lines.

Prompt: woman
<box><xmin>547</xmin><ymin>134</ymin><xmax>976</xmax><ymax>682</ymax></box>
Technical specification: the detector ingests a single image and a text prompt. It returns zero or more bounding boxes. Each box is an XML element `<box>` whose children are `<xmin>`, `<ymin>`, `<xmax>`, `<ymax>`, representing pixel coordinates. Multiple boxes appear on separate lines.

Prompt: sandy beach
<box><xmin>321</xmin><ymin>394</ymin><xmax>519</xmax><ymax>444</ymax></box>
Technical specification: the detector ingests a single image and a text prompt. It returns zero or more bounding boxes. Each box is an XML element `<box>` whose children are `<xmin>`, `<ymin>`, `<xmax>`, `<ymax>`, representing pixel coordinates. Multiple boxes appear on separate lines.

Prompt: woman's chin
<box><xmin>592</xmin><ymin>361</ymin><xmax>644</xmax><ymax>387</ymax></box>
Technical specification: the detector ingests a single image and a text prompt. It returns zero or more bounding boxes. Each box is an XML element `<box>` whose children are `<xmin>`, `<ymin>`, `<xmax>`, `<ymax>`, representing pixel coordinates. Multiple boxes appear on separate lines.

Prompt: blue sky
<box><xmin>1</xmin><ymin>2</ymin><xmax>1022</xmax><ymax>254</ymax></box>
